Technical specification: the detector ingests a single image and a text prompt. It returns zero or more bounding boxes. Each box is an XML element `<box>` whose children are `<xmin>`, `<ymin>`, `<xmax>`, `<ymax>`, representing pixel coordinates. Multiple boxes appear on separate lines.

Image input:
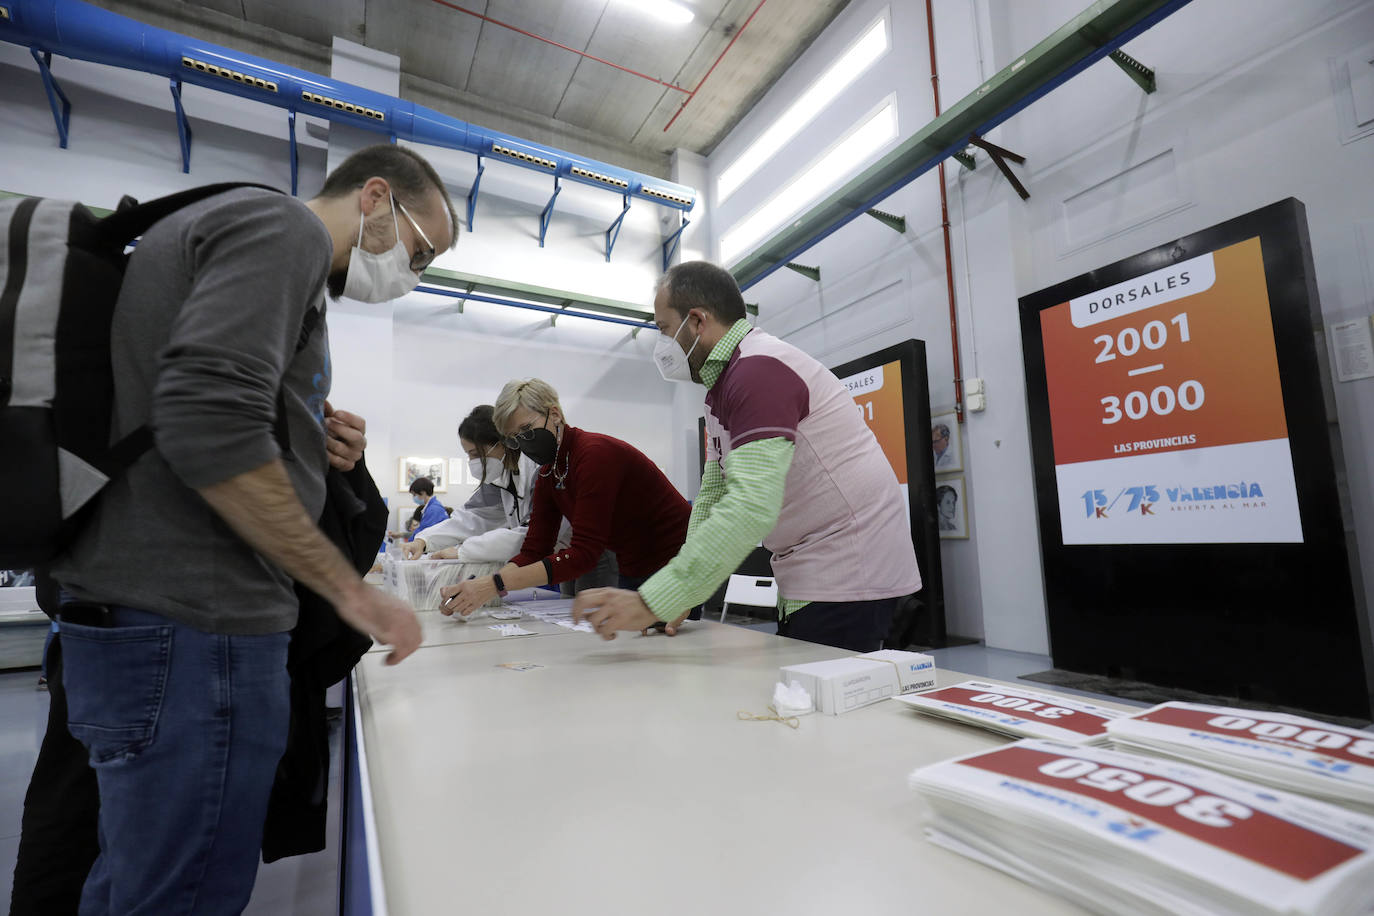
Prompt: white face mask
<box><xmin>654</xmin><ymin>316</ymin><xmax>700</xmax><ymax>383</ymax></box>
<box><xmin>469</xmin><ymin>456</ymin><xmax>505</xmax><ymax>484</ymax></box>
<box><xmin>342</xmin><ymin>195</ymin><xmax>421</xmax><ymax>304</ymax></box>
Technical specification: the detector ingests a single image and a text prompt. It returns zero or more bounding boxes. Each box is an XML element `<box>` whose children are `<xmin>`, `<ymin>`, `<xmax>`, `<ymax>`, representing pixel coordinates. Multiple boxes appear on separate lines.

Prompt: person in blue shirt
<box><xmin>407</xmin><ymin>477</ymin><xmax>448</xmax><ymax>540</ymax></box>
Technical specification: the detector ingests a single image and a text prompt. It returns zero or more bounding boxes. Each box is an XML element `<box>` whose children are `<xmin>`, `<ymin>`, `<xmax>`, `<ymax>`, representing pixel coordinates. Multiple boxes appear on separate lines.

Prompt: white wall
<box><xmin>1</xmin><ymin>34</ymin><xmax>679</xmax><ymax>525</ymax></box>
<box><xmin>705</xmin><ymin>0</ymin><xmax>1374</xmax><ymax>652</ymax></box>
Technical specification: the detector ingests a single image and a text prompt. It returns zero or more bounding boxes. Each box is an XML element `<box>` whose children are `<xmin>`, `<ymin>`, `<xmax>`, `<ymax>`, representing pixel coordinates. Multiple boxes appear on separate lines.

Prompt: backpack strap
<box><xmin>96</xmin><ymin>182</ymin><xmax>282</xmax><ymax>248</ymax></box>
<box><xmin>273</xmin><ymin>302</ymin><xmax>326</xmax><ymax>460</ymax></box>
<box><xmin>0</xmin><ymin>197</ymin><xmax>41</xmax><ymax>406</ymax></box>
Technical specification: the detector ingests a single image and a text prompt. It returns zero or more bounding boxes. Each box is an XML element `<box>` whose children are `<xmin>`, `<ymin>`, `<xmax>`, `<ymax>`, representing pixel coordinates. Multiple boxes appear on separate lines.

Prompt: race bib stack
<box><xmin>909</xmin><ymin>739</ymin><xmax>1374</xmax><ymax>916</ymax></box>
<box><xmin>381</xmin><ymin>557</ymin><xmax>502</xmax><ymax>611</ymax></box>
<box><xmin>1106</xmin><ymin>703</ymin><xmax>1374</xmax><ymax>815</ymax></box>
<box><xmin>893</xmin><ymin>680</ymin><xmax>1122</xmax><ymax>744</ymax></box>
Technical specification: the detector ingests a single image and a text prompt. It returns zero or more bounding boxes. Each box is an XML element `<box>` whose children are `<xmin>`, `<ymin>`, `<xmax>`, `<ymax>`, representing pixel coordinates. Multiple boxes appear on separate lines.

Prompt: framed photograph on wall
<box><xmin>397</xmin><ymin>456</ymin><xmax>447</xmax><ymax>494</ymax></box>
<box><xmin>931</xmin><ymin>411</ymin><xmax>962</xmax><ymax>473</ymax></box>
<box><xmin>935</xmin><ymin>477</ymin><xmax>968</xmax><ymax>539</ymax></box>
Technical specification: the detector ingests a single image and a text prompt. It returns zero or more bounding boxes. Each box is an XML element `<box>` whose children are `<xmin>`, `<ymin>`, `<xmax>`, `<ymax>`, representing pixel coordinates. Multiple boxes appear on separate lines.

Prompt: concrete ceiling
<box><xmin>98</xmin><ymin>0</ymin><xmax>851</xmax><ymax>174</ymax></box>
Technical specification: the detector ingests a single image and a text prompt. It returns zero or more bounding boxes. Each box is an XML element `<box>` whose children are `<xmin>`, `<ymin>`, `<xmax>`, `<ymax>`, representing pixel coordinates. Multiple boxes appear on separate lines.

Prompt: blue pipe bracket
<box><xmin>29</xmin><ymin>48</ymin><xmax>70</xmax><ymax>149</ymax></box>
<box><xmin>605</xmin><ymin>194</ymin><xmax>631</xmax><ymax>263</ymax></box>
<box><xmin>1</xmin><ymin>0</ymin><xmax>698</xmax><ymax>230</ymax></box>
<box><xmin>169</xmin><ymin>77</ymin><xmax>192</xmax><ymax>173</ymax></box>
<box><xmin>538</xmin><ymin>177</ymin><xmax>561</xmax><ymax>248</ymax></box>
<box><xmin>287</xmin><ymin>109</ymin><xmax>298</xmax><ymax>196</ymax></box>
<box><xmin>661</xmin><ymin>215</ymin><xmax>690</xmax><ymax>273</ymax></box>
<box><xmin>466</xmin><ymin>155</ymin><xmax>484</xmax><ymax>230</ymax></box>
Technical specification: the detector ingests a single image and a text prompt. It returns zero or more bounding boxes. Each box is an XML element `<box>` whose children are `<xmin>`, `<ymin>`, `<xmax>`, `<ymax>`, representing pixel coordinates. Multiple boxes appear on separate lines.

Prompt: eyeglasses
<box><xmin>501</xmin><ymin>412</ymin><xmax>548</xmax><ymax>451</ymax></box>
<box><xmin>394</xmin><ymin>197</ymin><xmax>436</xmax><ymax>273</ymax></box>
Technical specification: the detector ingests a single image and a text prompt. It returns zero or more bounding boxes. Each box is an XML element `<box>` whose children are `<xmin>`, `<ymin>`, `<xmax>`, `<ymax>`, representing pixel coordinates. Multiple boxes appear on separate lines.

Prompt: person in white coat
<box><xmin>404</xmin><ymin>405</ymin><xmax>536</xmax><ymax>563</ymax></box>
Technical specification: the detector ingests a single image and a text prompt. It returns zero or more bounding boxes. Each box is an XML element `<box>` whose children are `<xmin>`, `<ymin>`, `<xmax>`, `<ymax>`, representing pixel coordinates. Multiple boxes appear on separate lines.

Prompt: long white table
<box><xmin>350</xmin><ymin>606</ymin><xmax>1108</xmax><ymax>915</ymax></box>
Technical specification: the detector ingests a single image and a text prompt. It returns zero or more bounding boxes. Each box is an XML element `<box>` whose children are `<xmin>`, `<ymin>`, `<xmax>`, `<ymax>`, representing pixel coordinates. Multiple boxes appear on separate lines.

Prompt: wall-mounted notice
<box><xmin>1038</xmin><ymin>237</ymin><xmax>1302</xmax><ymax>545</ymax></box>
<box><xmin>1330</xmin><ymin>317</ymin><xmax>1374</xmax><ymax>382</ymax></box>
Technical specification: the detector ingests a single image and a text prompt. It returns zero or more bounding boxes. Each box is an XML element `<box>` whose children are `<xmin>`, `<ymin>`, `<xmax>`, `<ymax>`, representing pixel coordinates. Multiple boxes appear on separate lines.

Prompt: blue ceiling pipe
<box><xmin>0</xmin><ymin>0</ymin><xmax>697</xmax><ymax>216</ymax></box>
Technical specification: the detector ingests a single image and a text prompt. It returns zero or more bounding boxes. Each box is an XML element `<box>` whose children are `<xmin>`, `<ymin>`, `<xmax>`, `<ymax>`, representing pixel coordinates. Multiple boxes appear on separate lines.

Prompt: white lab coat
<box><xmin>415</xmin><ymin>454</ymin><xmax>539</xmax><ymax>563</ymax></box>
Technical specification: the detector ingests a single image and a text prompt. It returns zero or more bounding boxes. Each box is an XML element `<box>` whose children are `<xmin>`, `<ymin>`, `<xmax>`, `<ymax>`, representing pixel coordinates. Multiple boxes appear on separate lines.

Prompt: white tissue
<box><xmin>772</xmin><ymin>679</ymin><xmax>814</xmax><ymax>716</ymax></box>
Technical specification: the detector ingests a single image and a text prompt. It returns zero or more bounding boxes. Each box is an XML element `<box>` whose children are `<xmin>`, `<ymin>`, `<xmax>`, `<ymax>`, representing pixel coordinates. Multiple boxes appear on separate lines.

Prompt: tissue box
<box><xmin>779</xmin><ymin>650</ymin><xmax>937</xmax><ymax>715</ymax></box>
<box><xmin>779</xmin><ymin>657</ymin><xmax>900</xmax><ymax>715</ymax></box>
<box><xmin>859</xmin><ymin>649</ymin><xmax>936</xmax><ymax>694</ymax></box>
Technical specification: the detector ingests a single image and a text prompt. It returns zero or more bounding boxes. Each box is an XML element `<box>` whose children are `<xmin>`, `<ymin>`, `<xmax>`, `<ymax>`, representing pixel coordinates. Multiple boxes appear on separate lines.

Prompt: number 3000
<box><xmin>1101</xmin><ymin>381</ymin><xmax>1205</xmax><ymax>425</ymax></box>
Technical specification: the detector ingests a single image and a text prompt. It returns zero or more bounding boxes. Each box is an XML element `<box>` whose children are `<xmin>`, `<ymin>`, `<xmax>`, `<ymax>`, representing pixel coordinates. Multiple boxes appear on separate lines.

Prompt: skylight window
<box><xmin>716</xmin><ymin>14</ymin><xmax>889</xmax><ymax>204</ymax></box>
<box><xmin>720</xmin><ymin>99</ymin><xmax>898</xmax><ymax>265</ymax></box>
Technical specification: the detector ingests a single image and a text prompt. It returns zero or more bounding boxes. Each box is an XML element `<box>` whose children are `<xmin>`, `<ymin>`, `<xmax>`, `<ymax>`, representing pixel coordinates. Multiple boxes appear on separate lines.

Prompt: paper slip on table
<box><xmin>345</xmin><ymin>600</ymin><xmax>1135</xmax><ymax>915</ymax></box>
<box><xmin>364</xmin><ymin>602</ymin><xmax>578</xmax><ymax>653</ymax></box>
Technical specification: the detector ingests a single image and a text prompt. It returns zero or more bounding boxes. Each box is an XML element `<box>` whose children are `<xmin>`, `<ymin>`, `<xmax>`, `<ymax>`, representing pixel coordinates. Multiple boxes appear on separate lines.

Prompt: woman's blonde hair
<box><xmin>493</xmin><ymin>378</ymin><xmax>566</xmax><ymax>435</ymax></box>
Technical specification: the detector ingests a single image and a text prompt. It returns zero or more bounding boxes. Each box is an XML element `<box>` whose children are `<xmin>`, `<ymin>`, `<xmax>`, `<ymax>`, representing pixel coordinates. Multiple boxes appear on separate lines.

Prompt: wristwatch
<box><xmin>492</xmin><ymin>573</ymin><xmax>509</xmax><ymax>597</ymax></box>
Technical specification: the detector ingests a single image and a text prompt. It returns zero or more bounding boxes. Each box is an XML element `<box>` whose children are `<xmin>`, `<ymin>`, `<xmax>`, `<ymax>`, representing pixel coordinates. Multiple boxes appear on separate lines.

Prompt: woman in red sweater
<box><xmin>439</xmin><ymin>379</ymin><xmax>692</xmax><ymax>630</ymax></box>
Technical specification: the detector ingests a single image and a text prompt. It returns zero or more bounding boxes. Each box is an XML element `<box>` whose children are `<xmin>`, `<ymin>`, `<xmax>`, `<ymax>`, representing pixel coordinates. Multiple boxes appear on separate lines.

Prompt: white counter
<box><xmin>353</xmin><ymin>612</ymin><xmax>1104</xmax><ymax>915</ymax></box>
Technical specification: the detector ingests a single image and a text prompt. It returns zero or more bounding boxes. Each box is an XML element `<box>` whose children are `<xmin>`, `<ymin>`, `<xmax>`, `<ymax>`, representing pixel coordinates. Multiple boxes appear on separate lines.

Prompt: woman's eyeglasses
<box><xmin>501</xmin><ymin>412</ymin><xmax>548</xmax><ymax>451</ymax></box>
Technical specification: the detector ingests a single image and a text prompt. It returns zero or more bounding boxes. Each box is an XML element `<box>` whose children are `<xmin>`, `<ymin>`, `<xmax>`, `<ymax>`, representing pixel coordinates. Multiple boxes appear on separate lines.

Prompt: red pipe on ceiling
<box><xmin>428</xmin><ymin>0</ymin><xmax>692</xmax><ymax>94</ymax></box>
<box><xmin>662</xmin><ymin>0</ymin><xmax>768</xmax><ymax>132</ymax></box>
<box><xmin>926</xmin><ymin>0</ymin><xmax>965</xmax><ymax>425</ymax></box>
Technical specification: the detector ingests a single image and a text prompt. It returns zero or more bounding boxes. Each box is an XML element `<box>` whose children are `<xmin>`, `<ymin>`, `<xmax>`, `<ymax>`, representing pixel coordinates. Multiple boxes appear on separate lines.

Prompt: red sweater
<box><xmin>511</xmin><ymin>426</ymin><xmax>689</xmax><ymax>583</ymax></box>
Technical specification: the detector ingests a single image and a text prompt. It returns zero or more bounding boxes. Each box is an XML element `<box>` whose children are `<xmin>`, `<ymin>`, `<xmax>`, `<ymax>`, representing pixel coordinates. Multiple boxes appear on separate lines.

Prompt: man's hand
<box><xmin>572</xmin><ymin>588</ymin><xmax>666</xmax><ymax>641</ymax></box>
<box><xmin>323</xmin><ymin>401</ymin><xmax>367</xmax><ymax>471</ymax></box>
<box><xmin>402</xmin><ymin>539</ymin><xmax>426</xmax><ymax>560</ymax></box>
<box><xmin>439</xmin><ymin>576</ymin><xmax>497</xmax><ymax>618</ymax></box>
<box><xmin>335</xmin><ymin>582</ymin><xmax>422</xmax><ymax>665</ymax></box>
<box><xmin>431</xmin><ymin>546</ymin><xmax>461</xmax><ymax>560</ymax></box>
<box><xmin>642</xmin><ymin>609</ymin><xmax>690</xmax><ymax>637</ymax></box>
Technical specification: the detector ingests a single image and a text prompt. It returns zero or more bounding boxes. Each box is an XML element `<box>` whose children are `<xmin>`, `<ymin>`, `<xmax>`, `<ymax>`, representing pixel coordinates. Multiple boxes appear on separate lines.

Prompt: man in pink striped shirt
<box><xmin>575</xmin><ymin>261</ymin><xmax>920</xmax><ymax>651</ymax></box>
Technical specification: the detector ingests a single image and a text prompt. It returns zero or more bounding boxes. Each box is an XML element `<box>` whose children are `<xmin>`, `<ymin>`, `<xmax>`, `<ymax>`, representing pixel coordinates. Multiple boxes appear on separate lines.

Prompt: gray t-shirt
<box><xmin>54</xmin><ymin>188</ymin><xmax>334</xmax><ymax>635</ymax></box>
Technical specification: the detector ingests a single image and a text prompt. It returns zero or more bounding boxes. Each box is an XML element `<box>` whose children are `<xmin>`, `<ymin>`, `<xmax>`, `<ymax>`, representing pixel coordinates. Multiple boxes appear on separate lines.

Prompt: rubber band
<box><xmin>737</xmin><ymin>704</ymin><xmax>800</xmax><ymax>729</ymax></box>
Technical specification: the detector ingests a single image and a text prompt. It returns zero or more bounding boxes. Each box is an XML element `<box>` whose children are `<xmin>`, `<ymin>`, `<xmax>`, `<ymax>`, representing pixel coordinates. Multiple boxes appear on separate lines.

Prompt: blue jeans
<box><xmin>60</xmin><ymin>606</ymin><xmax>291</xmax><ymax>915</ymax></box>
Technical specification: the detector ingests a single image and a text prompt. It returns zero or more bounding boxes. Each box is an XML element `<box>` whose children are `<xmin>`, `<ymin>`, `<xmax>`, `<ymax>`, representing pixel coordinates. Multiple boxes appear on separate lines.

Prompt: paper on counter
<box><xmin>894</xmin><ymin>679</ymin><xmax>1123</xmax><ymax>744</ymax></box>
<box><xmin>488</xmin><ymin>624</ymin><xmax>535</xmax><ymax>637</ymax></box>
<box><xmin>1106</xmin><ymin>702</ymin><xmax>1374</xmax><ymax>814</ymax></box>
<box><xmin>910</xmin><ymin>738</ymin><xmax>1374</xmax><ymax>916</ymax></box>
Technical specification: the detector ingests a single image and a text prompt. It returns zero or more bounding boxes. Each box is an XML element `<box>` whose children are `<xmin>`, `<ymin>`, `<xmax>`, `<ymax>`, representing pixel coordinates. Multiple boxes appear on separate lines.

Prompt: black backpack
<box><xmin>0</xmin><ymin>183</ymin><xmax>280</xmax><ymax>568</ymax></box>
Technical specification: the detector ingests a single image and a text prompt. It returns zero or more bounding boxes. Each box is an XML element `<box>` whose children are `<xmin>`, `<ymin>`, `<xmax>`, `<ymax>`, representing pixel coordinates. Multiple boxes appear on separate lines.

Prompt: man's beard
<box><xmin>326</xmin><ymin>266</ymin><xmax>348</xmax><ymax>299</ymax></box>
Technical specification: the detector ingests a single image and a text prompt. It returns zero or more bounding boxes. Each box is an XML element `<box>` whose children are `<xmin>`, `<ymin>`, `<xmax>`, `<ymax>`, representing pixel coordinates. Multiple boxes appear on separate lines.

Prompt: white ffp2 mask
<box><xmin>654</xmin><ymin>317</ymin><xmax>699</xmax><ymax>383</ymax></box>
<box><xmin>469</xmin><ymin>456</ymin><xmax>505</xmax><ymax>484</ymax></box>
<box><xmin>342</xmin><ymin>196</ymin><xmax>420</xmax><ymax>304</ymax></box>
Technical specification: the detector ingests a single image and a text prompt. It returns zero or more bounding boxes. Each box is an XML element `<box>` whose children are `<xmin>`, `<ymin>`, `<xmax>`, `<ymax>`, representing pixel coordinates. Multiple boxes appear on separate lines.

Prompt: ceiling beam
<box><xmin>728</xmin><ymin>0</ymin><xmax>1195</xmax><ymax>291</ymax></box>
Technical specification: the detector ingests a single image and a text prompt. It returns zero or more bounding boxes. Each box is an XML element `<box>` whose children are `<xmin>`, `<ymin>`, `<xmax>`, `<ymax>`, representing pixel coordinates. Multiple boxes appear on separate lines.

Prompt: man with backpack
<box><xmin>8</xmin><ymin>143</ymin><xmax>455</xmax><ymax>914</ymax></box>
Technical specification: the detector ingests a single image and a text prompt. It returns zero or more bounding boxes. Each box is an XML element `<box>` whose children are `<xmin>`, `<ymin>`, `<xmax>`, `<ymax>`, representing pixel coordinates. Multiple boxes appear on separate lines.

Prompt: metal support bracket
<box><xmin>631</xmin><ymin>326</ymin><xmax>641</xmax><ymax>338</ymax></box>
<box><xmin>169</xmin><ymin>78</ymin><xmax>192</xmax><ymax>173</ymax></box>
<box><xmin>1109</xmin><ymin>49</ymin><xmax>1156</xmax><ymax>93</ymax></box>
<box><xmin>661</xmin><ymin>215</ymin><xmax>690</xmax><ymax>272</ymax></box>
<box><xmin>30</xmin><ymin>49</ymin><xmax>72</xmax><ymax>149</ymax></box>
<box><xmin>952</xmin><ymin>149</ymin><xmax>977</xmax><ymax>170</ymax></box>
<box><xmin>538</xmin><ymin>177</ymin><xmax>561</xmax><ymax>248</ymax></box>
<box><xmin>605</xmin><ymin>194</ymin><xmax>632</xmax><ymax>262</ymax></box>
<box><xmin>865</xmin><ymin>208</ymin><xmax>906</xmax><ymax>234</ymax></box>
<box><xmin>968</xmin><ymin>134</ymin><xmax>1029</xmax><ymax>200</ymax></box>
<box><xmin>785</xmin><ymin>263</ymin><xmax>821</xmax><ymax>282</ymax></box>
<box><xmin>287</xmin><ymin>110</ymin><xmax>298</xmax><ymax>196</ymax></box>
<box><xmin>466</xmin><ymin>155</ymin><xmax>485</xmax><ymax>231</ymax></box>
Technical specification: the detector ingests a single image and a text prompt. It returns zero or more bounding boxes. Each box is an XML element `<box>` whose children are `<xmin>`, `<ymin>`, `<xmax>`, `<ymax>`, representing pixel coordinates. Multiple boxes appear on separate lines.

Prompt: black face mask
<box><xmin>518</xmin><ymin>427</ymin><xmax>559</xmax><ymax>466</ymax></box>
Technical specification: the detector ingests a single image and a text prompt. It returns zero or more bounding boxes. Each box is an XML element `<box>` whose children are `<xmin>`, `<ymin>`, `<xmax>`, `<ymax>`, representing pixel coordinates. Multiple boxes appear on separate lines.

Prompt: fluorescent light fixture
<box><xmin>619</xmin><ymin>0</ymin><xmax>694</xmax><ymax>26</ymax></box>
<box><xmin>716</xmin><ymin>15</ymin><xmax>889</xmax><ymax>204</ymax></box>
<box><xmin>720</xmin><ymin>99</ymin><xmax>898</xmax><ymax>265</ymax></box>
